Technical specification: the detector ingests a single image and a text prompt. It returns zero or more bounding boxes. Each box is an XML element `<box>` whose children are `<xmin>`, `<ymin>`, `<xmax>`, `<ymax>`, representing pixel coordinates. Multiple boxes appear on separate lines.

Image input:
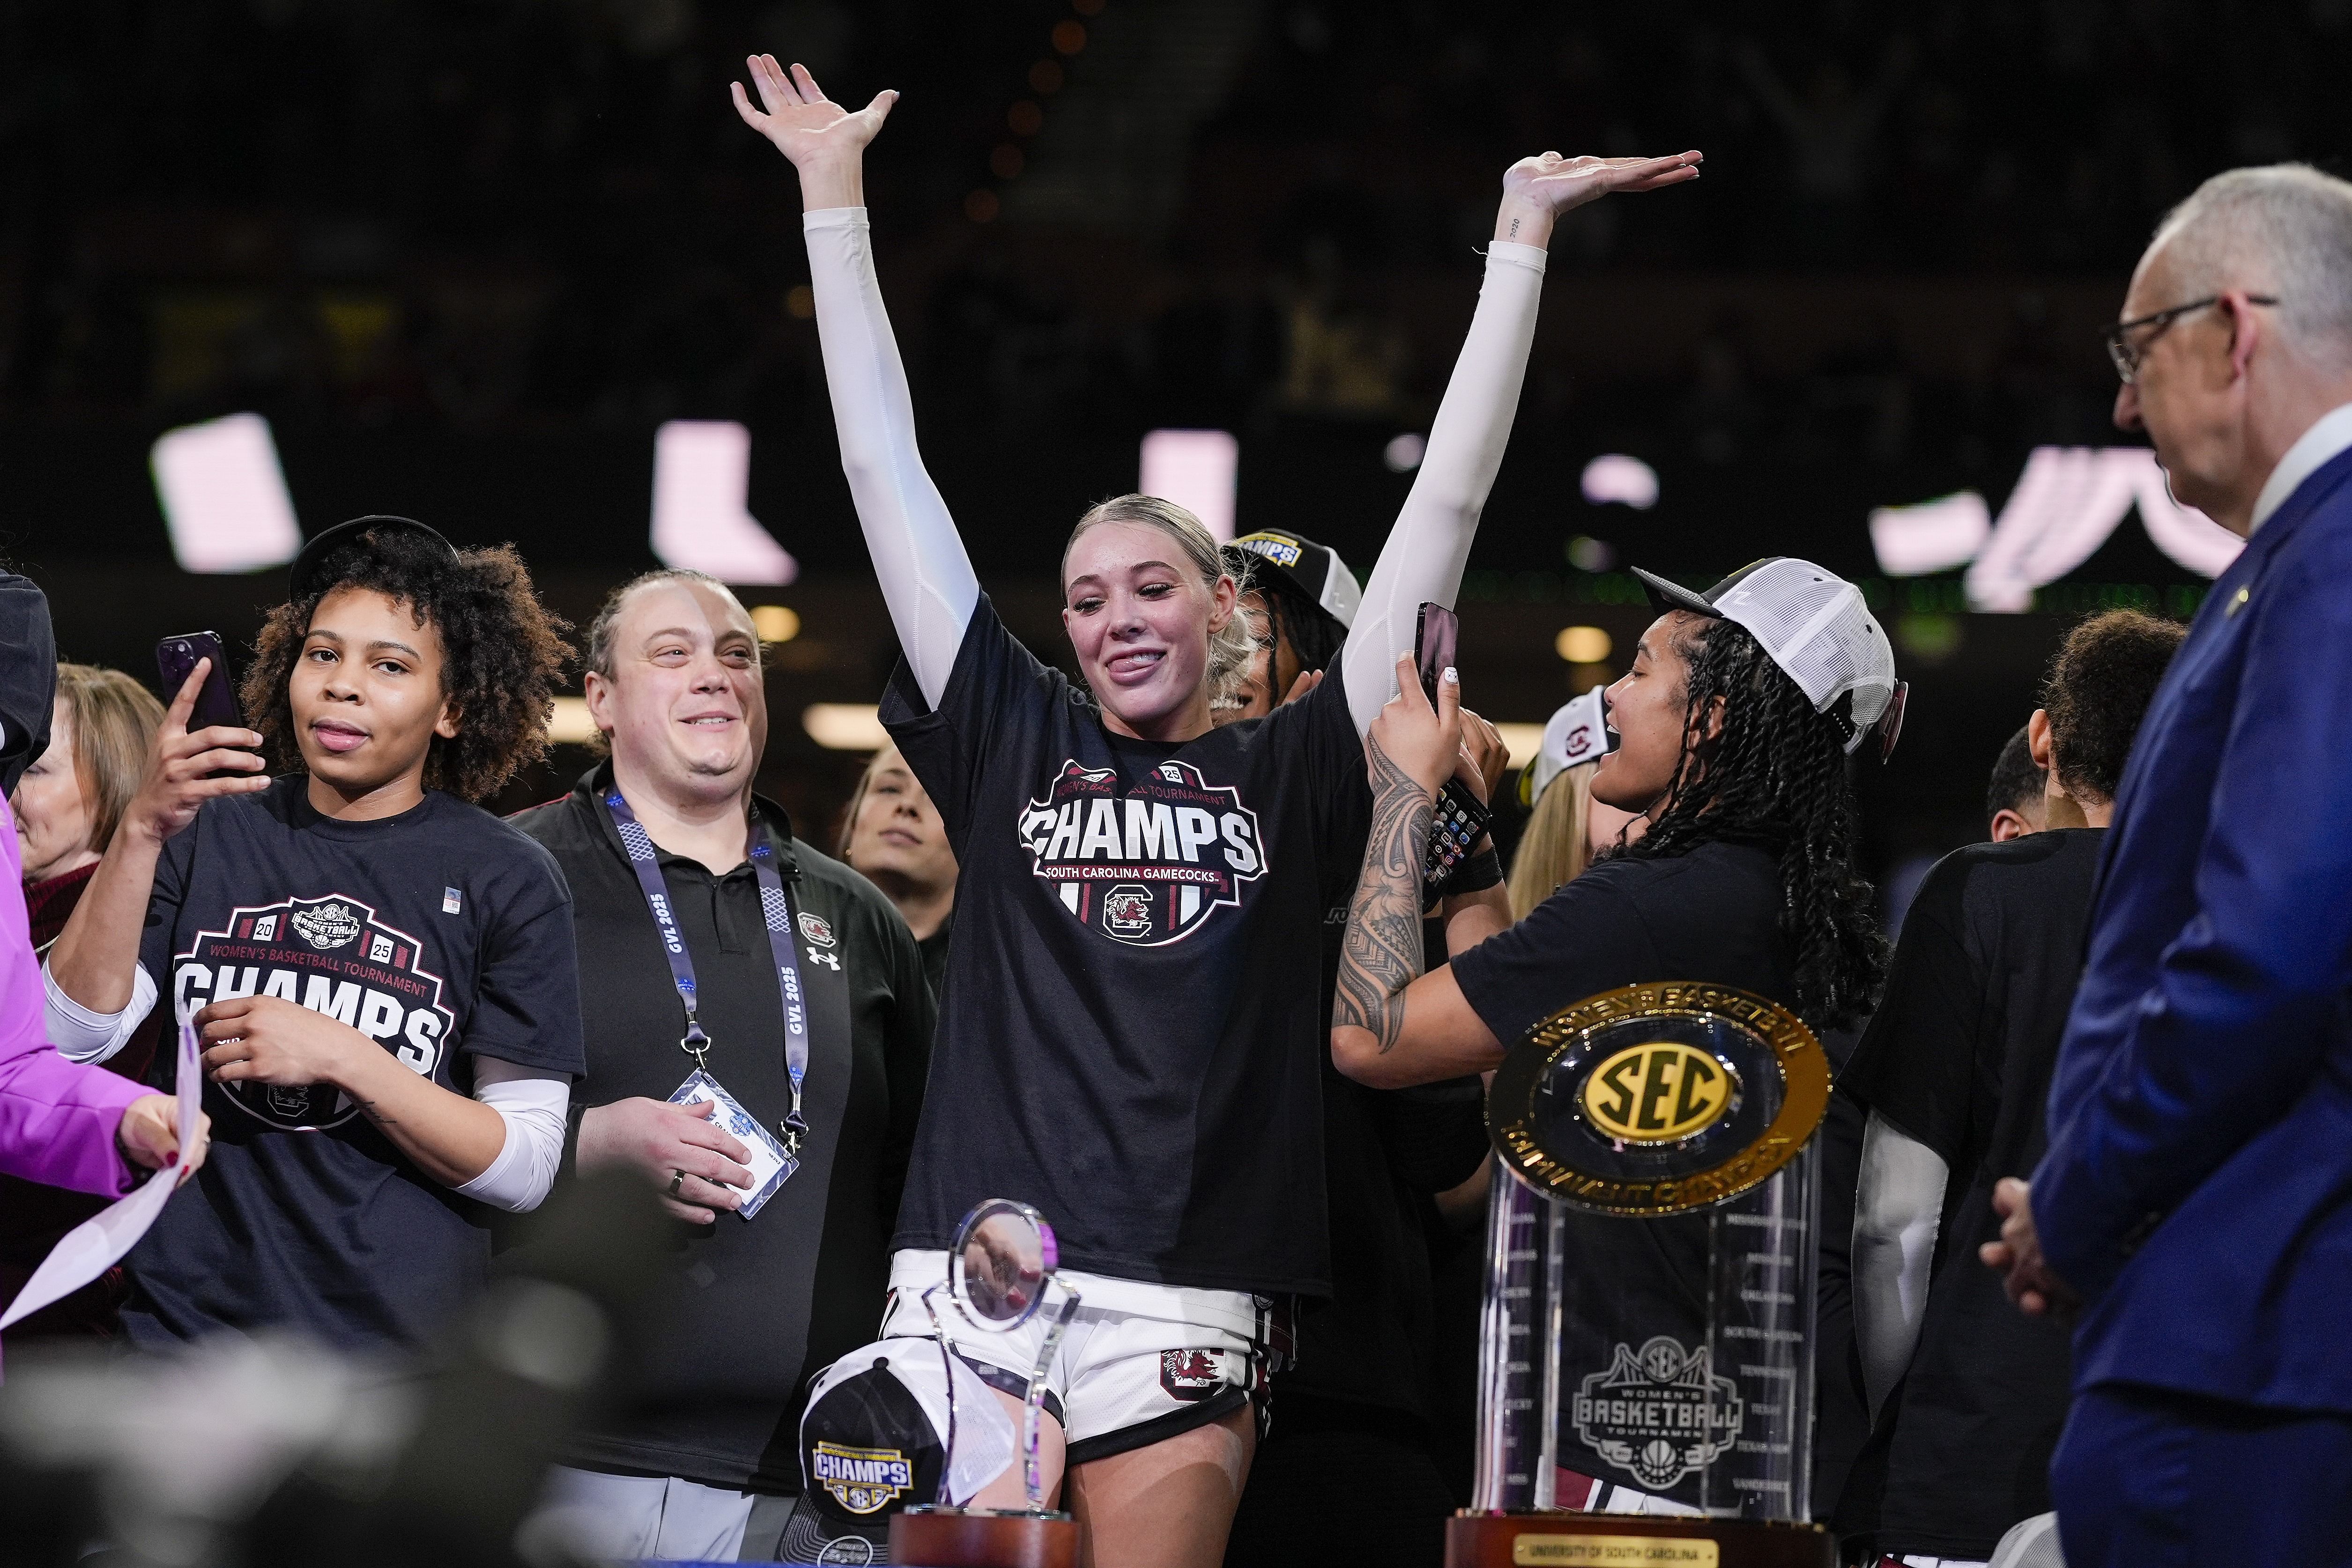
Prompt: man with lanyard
<box><xmin>512</xmin><ymin>569</ymin><xmax>934</xmax><ymax>1563</ymax></box>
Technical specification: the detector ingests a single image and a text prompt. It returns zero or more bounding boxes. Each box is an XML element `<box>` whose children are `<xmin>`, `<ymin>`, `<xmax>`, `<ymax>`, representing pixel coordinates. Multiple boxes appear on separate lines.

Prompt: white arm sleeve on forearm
<box><xmin>1852</xmin><ymin>1111</ymin><xmax>1949</xmax><ymax>1419</ymax></box>
<box><xmin>1342</xmin><ymin>241</ymin><xmax>1549</xmax><ymax>735</ymax></box>
<box><xmin>450</xmin><ymin>1058</ymin><xmax>571</xmax><ymax>1213</ymax></box>
<box><xmin>802</xmin><ymin>206</ymin><xmax>979</xmax><ymax>707</ymax></box>
<box><xmin>42</xmin><ymin>957</ymin><xmax>157</xmax><ymax>1065</ymax></box>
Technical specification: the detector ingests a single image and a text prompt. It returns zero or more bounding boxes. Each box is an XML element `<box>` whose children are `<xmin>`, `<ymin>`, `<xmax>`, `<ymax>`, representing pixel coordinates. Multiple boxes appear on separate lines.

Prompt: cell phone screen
<box><xmin>1413</xmin><ymin>602</ymin><xmax>1459</xmax><ymax>704</ymax></box>
<box><xmin>156</xmin><ymin>632</ymin><xmax>244</xmax><ymax>732</ymax></box>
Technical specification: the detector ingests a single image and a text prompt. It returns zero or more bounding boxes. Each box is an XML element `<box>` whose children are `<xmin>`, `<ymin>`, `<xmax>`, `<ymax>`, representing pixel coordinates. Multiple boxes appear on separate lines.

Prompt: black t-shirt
<box><xmin>880</xmin><ymin>595</ymin><xmax>1373</xmax><ymax>1294</ymax></box>
<box><xmin>124</xmin><ymin>777</ymin><xmax>585</xmax><ymax>1353</ymax></box>
<box><xmin>1452</xmin><ymin>838</ymin><xmax>1799</xmax><ymax>1509</ymax></box>
<box><xmin>509</xmin><ymin>770</ymin><xmax>934</xmax><ymax>1493</ymax></box>
<box><xmin>1833</xmin><ymin>830</ymin><xmax>2096</xmax><ymax>1560</ymax></box>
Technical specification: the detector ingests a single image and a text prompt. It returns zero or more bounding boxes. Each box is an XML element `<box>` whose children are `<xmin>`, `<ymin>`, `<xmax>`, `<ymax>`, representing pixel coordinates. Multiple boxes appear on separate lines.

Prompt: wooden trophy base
<box><xmin>1445</xmin><ymin>1510</ymin><xmax>1835</xmax><ymax>1568</ymax></box>
<box><xmin>889</xmin><ymin>1505</ymin><xmax>1080</xmax><ymax>1568</ymax></box>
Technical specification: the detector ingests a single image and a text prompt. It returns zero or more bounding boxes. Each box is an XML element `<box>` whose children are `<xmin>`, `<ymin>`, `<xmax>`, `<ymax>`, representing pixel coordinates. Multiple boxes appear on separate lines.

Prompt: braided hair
<box><xmin>1617</xmin><ymin>615</ymin><xmax>1886</xmax><ymax>1031</ymax></box>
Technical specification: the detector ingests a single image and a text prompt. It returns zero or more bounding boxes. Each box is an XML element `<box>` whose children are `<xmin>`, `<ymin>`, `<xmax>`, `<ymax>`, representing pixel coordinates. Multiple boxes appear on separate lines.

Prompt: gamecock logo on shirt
<box><xmin>173</xmin><ymin>894</ymin><xmax>458</xmax><ymax>1132</ymax></box>
<box><xmin>1016</xmin><ymin>758</ymin><xmax>1266</xmax><ymax>946</ymax></box>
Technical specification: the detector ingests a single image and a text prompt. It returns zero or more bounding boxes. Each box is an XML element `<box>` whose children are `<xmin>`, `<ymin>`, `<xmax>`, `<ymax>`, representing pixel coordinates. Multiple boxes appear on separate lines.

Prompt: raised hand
<box><xmin>730</xmin><ymin>55</ymin><xmax>897</xmax><ymax>208</ymax></box>
<box><xmin>1495</xmin><ymin>149</ymin><xmax>1703</xmax><ymax>248</ymax></box>
<box><xmin>125</xmin><ymin>660</ymin><xmax>270</xmax><ymax>848</ymax></box>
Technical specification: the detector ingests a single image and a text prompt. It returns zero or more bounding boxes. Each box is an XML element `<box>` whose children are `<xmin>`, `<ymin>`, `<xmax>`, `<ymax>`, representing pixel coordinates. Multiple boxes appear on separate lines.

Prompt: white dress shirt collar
<box><xmin>2251</xmin><ymin>400</ymin><xmax>2352</xmax><ymax>534</ymax></box>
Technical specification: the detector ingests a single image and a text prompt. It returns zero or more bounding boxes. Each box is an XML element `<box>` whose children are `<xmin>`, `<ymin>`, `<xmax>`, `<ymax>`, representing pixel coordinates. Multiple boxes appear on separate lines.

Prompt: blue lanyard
<box><xmin>604</xmin><ymin>789</ymin><xmax>811</xmax><ymax>1157</ymax></box>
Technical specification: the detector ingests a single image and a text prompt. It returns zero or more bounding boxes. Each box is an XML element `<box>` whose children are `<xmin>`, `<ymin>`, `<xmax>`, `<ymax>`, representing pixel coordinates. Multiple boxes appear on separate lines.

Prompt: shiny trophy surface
<box><xmin>892</xmin><ymin>1198</ymin><xmax>1083</xmax><ymax>1568</ymax></box>
<box><xmin>1448</xmin><ymin>983</ymin><xmax>1838</xmax><ymax>1568</ymax></box>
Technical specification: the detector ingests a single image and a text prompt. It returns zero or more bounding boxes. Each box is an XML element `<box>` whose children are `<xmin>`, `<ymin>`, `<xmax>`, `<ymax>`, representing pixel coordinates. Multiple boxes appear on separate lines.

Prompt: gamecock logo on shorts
<box><xmin>1015</xmin><ymin>759</ymin><xmax>1266</xmax><ymax>947</ymax></box>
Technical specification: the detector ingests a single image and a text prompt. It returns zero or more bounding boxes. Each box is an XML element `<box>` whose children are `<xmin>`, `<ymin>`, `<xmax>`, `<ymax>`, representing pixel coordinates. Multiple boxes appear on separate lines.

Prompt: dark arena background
<box><xmin>4</xmin><ymin>0</ymin><xmax>2344</xmax><ymax>914</ymax></box>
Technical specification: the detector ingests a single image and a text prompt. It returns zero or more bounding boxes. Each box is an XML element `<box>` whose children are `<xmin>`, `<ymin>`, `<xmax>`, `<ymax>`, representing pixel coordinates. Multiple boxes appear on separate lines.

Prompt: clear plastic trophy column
<box><xmin>893</xmin><ymin>1198</ymin><xmax>1083</xmax><ymax>1568</ymax></box>
<box><xmin>1449</xmin><ymin>982</ymin><xmax>1838</xmax><ymax>1568</ymax></box>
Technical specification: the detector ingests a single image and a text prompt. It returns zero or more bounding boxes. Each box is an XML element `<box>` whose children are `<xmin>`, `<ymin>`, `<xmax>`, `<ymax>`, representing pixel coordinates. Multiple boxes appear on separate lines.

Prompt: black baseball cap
<box><xmin>1228</xmin><ymin>528</ymin><xmax>1361</xmax><ymax>631</ymax></box>
<box><xmin>289</xmin><ymin>515</ymin><xmax>461</xmax><ymax>600</ymax></box>
<box><xmin>0</xmin><ymin>572</ymin><xmax>58</xmax><ymax>796</ymax></box>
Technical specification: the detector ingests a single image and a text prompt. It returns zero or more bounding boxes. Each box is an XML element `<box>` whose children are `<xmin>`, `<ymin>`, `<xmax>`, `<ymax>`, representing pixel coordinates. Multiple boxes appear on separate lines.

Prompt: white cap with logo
<box><xmin>1630</xmin><ymin>558</ymin><xmax>1906</xmax><ymax>757</ymax></box>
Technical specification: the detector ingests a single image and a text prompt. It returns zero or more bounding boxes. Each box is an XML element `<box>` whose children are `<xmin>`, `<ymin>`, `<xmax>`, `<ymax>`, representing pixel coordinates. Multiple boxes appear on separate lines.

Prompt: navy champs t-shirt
<box><xmin>122</xmin><ymin>777</ymin><xmax>585</xmax><ymax>1352</ymax></box>
<box><xmin>881</xmin><ymin>595</ymin><xmax>1373</xmax><ymax>1295</ymax></box>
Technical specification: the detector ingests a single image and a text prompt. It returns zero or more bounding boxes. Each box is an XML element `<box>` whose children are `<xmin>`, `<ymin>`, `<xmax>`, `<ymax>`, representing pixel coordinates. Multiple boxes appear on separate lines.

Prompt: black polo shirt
<box><xmin>508</xmin><ymin>765</ymin><xmax>934</xmax><ymax>1494</ymax></box>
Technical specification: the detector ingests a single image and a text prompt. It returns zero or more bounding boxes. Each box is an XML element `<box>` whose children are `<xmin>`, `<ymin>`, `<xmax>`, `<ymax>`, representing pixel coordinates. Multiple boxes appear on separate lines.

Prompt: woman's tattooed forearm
<box><xmin>1335</xmin><ymin>738</ymin><xmax>1433</xmax><ymax>1054</ymax></box>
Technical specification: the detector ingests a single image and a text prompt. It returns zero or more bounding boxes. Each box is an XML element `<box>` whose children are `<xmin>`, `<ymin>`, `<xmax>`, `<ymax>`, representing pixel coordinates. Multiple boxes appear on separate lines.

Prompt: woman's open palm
<box><xmin>1504</xmin><ymin>150</ymin><xmax>1703</xmax><ymax>214</ymax></box>
<box><xmin>730</xmin><ymin>56</ymin><xmax>896</xmax><ymax>167</ymax></box>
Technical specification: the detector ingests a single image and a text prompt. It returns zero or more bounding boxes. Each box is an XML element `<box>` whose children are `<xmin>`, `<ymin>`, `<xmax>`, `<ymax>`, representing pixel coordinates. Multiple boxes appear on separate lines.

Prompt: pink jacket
<box><xmin>0</xmin><ymin>795</ymin><xmax>141</xmax><ymax>1198</ymax></box>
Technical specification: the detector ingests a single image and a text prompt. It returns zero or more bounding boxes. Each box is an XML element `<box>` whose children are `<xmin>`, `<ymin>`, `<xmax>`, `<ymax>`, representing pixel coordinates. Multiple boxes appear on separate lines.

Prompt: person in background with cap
<box><xmin>1978</xmin><ymin>164</ymin><xmax>2352</xmax><ymax>1568</ymax></box>
<box><xmin>44</xmin><ymin>518</ymin><xmax>584</xmax><ymax>1352</ymax></box>
<box><xmin>1330</xmin><ymin>557</ymin><xmax>1895</xmax><ymax>1512</ymax></box>
<box><xmin>1212</xmin><ymin>527</ymin><xmax>1492</xmax><ymax>1568</ymax></box>
<box><xmin>1502</xmin><ymin>687</ymin><xmax>1644</xmax><ymax>919</ymax></box>
<box><xmin>0</xmin><ymin>573</ymin><xmax>206</xmax><ymax>1325</ymax></box>
<box><xmin>1838</xmin><ymin>610</ymin><xmax>2182</xmax><ymax>1568</ymax></box>
<box><xmin>508</xmin><ymin>568</ymin><xmax>933</xmax><ymax>1565</ymax></box>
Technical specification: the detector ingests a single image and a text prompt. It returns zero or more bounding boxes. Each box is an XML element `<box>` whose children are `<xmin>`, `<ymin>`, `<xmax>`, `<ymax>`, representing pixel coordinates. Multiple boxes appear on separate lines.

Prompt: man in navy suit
<box><xmin>1981</xmin><ymin>163</ymin><xmax>2352</xmax><ymax>1566</ymax></box>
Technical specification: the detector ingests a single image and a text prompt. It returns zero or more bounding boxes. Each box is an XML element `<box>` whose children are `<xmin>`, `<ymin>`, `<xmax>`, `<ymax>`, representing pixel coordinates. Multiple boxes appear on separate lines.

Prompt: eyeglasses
<box><xmin>2105</xmin><ymin>295</ymin><xmax>2279</xmax><ymax>384</ymax></box>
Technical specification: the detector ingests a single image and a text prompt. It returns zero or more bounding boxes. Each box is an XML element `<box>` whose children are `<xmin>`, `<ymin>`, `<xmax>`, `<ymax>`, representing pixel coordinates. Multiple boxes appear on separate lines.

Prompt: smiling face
<box><xmin>1590</xmin><ymin>611</ymin><xmax>1707</xmax><ymax>814</ymax></box>
<box><xmin>10</xmin><ymin>697</ymin><xmax>97</xmax><ymax>883</ymax></box>
<box><xmin>844</xmin><ymin>742</ymin><xmax>956</xmax><ymax>896</ymax></box>
<box><xmin>585</xmin><ymin>577</ymin><xmax>767</xmax><ymax>806</ymax></box>
<box><xmin>1217</xmin><ymin>592</ymin><xmax>1280</xmax><ymax>725</ymax></box>
<box><xmin>289</xmin><ymin>587</ymin><xmax>458</xmax><ymax>808</ymax></box>
<box><xmin>1060</xmin><ymin>520</ymin><xmax>1238</xmax><ymax>739</ymax></box>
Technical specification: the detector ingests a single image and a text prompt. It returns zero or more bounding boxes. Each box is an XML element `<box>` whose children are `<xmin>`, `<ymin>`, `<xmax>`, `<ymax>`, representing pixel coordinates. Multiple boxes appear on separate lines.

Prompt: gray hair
<box><xmin>2149</xmin><ymin>163</ymin><xmax>2352</xmax><ymax>374</ymax></box>
<box><xmin>1060</xmin><ymin>494</ymin><xmax>1254</xmax><ymax>705</ymax></box>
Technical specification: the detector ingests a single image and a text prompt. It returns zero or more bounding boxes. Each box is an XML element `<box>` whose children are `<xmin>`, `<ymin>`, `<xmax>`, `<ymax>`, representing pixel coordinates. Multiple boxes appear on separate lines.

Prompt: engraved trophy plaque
<box><xmin>892</xmin><ymin>1198</ymin><xmax>1083</xmax><ymax>1568</ymax></box>
<box><xmin>1448</xmin><ymin>982</ymin><xmax>1838</xmax><ymax>1568</ymax></box>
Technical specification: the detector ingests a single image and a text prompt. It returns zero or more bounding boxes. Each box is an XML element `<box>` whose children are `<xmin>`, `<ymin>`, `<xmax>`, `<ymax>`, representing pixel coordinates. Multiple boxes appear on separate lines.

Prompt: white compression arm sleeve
<box><xmin>1342</xmin><ymin>241</ymin><xmax>1550</xmax><ymax>736</ymax></box>
<box><xmin>450</xmin><ymin>1058</ymin><xmax>570</xmax><ymax>1213</ymax></box>
<box><xmin>803</xmin><ymin>206</ymin><xmax>979</xmax><ymax>708</ymax></box>
<box><xmin>42</xmin><ymin>956</ymin><xmax>157</xmax><ymax>1065</ymax></box>
<box><xmin>1852</xmin><ymin>1110</ymin><xmax>1949</xmax><ymax>1419</ymax></box>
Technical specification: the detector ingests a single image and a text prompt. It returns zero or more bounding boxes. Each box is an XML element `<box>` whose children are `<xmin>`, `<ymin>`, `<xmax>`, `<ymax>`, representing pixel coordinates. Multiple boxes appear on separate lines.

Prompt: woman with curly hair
<box><xmin>45</xmin><ymin>516</ymin><xmax>586</xmax><ymax>1352</ymax></box>
<box><xmin>1331</xmin><ymin>556</ymin><xmax>1896</xmax><ymax>1512</ymax></box>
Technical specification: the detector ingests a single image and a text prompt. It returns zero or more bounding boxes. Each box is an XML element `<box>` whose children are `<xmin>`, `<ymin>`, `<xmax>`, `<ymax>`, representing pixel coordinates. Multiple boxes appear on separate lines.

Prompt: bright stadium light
<box><xmin>650</xmin><ymin>420</ymin><xmax>797</xmax><ymax>586</ymax></box>
<box><xmin>1580</xmin><ymin>454</ymin><xmax>1660</xmax><ymax>510</ymax></box>
<box><xmin>803</xmin><ymin>703</ymin><xmax>889</xmax><ymax>751</ymax></box>
<box><xmin>149</xmin><ymin>413</ymin><xmax>303</xmax><ymax>574</ymax></box>
<box><xmin>1869</xmin><ymin>490</ymin><xmax>1990</xmax><ymax>577</ymax></box>
<box><xmin>1139</xmin><ymin>429</ymin><xmax>1239</xmax><ymax>542</ymax></box>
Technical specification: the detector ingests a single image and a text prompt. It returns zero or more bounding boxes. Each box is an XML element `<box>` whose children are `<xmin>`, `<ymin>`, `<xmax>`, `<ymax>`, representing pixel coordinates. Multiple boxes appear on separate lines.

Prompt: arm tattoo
<box><xmin>1335</xmin><ymin>737</ymin><xmax>1434</xmax><ymax>1054</ymax></box>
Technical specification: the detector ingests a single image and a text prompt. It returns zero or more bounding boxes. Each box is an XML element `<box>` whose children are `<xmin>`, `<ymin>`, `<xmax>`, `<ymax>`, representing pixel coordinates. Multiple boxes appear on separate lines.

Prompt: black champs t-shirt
<box><xmin>1833</xmin><ymin>830</ymin><xmax>2096</xmax><ymax>1559</ymax></box>
<box><xmin>1452</xmin><ymin>839</ymin><xmax>1800</xmax><ymax>1510</ymax></box>
<box><xmin>881</xmin><ymin>595</ymin><xmax>1373</xmax><ymax>1294</ymax></box>
<box><xmin>123</xmin><ymin>777</ymin><xmax>585</xmax><ymax>1352</ymax></box>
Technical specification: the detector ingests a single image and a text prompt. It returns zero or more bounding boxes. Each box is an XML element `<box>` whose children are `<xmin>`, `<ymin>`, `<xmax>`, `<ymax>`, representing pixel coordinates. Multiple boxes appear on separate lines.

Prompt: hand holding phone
<box><xmin>1409</xmin><ymin>604</ymin><xmax>1492</xmax><ymax>887</ymax></box>
<box><xmin>129</xmin><ymin>634</ymin><xmax>270</xmax><ymax>845</ymax></box>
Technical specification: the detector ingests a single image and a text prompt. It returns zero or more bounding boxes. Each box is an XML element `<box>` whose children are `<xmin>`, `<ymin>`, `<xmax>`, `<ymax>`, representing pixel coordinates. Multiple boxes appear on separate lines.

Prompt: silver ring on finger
<box><xmin>668</xmin><ymin>1169</ymin><xmax>686</xmax><ymax>1198</ymax></box>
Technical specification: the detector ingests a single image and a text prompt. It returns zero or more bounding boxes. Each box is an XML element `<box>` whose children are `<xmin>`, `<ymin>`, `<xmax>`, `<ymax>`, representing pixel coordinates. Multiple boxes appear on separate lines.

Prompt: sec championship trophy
<box><xmin>1448</xmin><ymin>982</ymin><xmax>1837</xmax><ymax>1568</ymax></box>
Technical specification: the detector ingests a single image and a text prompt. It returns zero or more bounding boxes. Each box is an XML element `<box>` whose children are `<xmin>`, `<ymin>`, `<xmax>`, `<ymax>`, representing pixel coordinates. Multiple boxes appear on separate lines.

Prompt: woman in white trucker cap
<box><xmin>1328</xmin><ymin>555</ymin><xmax>1899</xmax><ymax>1514</ymax></box>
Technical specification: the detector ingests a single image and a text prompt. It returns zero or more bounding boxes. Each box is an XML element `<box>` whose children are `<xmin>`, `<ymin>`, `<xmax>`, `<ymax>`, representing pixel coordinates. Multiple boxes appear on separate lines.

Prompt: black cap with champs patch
<box><xmin>797</xmin><ymin>1343</ymin><xmax>946</xmax><ymax>1538</ymax></box>
<box><xmin>288</xmin><ymin>515</ymin><xmax>461</xmax><ymax>601</ymax></box>
<box><xmin>1228</xmin><ymin>528</ymin><xmax>1362</xmax><ymax>631</ymax></box>
<box><xmin>1632</xmin><ymin>558</ymin><xmax>1907</xmax><ymax>757</ymax></box>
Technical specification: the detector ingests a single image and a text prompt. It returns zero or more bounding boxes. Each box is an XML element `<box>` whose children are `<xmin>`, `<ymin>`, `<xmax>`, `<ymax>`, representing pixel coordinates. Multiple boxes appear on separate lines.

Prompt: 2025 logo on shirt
<box><xmin>172</xmin><ymin>893</ymin><xmax>457</xmax><ymax>1131</ymax></box>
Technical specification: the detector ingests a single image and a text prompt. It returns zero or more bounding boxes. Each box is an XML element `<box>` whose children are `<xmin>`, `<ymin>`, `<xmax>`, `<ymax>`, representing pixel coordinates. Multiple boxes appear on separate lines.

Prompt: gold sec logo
<box><xmin>1580</xmin><ymin>1042</ymin><xmax>1738</xmax><ymax>1144</ymax></box>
